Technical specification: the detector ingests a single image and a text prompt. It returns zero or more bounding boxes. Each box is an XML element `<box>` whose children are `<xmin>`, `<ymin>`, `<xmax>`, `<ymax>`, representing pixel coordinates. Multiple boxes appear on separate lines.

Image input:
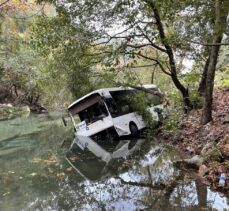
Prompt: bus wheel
<box><xmin>129</xmin><ymin>123</ymin><xmax>138</xmax><ymax>137</ymax></box>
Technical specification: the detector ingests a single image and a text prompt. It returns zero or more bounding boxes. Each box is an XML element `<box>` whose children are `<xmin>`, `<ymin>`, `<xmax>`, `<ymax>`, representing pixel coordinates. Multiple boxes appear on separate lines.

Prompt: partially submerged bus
<box><xmin>68</xmin><ymin>84</ymin><xmax>165</xmax><ymax>140</ymax></box>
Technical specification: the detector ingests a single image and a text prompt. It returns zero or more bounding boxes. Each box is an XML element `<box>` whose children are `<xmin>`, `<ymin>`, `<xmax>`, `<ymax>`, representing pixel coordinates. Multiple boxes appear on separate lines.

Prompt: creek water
<box><xmin>0</xmin><ymin>113</ymin><xmax>228</xmax><ymax>211</ymax></box>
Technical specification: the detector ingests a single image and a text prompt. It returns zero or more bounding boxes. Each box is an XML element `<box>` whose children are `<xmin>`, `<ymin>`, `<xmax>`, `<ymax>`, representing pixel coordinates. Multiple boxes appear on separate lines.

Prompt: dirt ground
<box><xmin>160</xmin><ymin>87</ymin><xmax>229</xmax><ymax>193</ymax></box>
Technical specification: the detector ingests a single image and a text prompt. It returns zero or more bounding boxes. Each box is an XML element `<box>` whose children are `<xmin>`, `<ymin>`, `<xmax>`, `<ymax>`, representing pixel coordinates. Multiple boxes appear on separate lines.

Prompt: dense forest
<box><xmin>0</xmin><ymin>0</ymin><xmax>229</xmax><ymax>208</ymax></box>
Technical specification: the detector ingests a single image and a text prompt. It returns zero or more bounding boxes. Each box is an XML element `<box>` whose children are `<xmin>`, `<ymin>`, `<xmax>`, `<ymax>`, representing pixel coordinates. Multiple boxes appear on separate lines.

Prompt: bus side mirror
<box><xmin>62</xmin><ymin>117</ymin><xmax>67</xmax><ymax>127</ymax></box>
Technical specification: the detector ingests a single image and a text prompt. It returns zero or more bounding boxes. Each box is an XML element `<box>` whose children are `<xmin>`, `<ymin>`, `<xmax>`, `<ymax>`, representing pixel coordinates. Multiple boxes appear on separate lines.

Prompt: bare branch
<box><xmin>138</xmin><ymin>20</ymin><xmax>156</xmax><ymax>25</ymax></box>
<box><xmin>128</xmin><ymin>64</ymin><xmax>157</xmax><ymax>69</ymax></box>
<box><xmin>126</xmin><ymin>43</ymin><xmax>153</xmax><ymax>49</ymax></box>
<box><xmin>123</xmin><ymin>51</ymin><xmax>171</xmax><ymax>76</ymax></box>
<box><xmin>136</xmin><ymin>24</ymin><xmax>167</xmax><ymax>53</ymax></box>
<box><xmin>137</xmin><ymin>52</ymin><xmax>171</xmax><ymax>76</ymax></box>
<box><xmin>91</xmin><ymin>20</ymin><xmax>157</xmax><ymax>47</ymax></box>
<box><xmin>185</xmin><ymin>39</ymin><xmax>229</xmax><ymax>46</ymax></box>
<box><xmin>0</xmin><ymin>0</ymin><xmax>10</xmax><ymax>8</ymax></box>
<box><xmin>91</xmin><ymin>33</ymin><xmax>145</xmax><ymax>47</ymax></box>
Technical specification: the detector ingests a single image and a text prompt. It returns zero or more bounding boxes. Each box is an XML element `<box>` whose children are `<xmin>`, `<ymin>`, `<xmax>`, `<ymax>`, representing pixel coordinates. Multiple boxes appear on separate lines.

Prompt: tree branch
<box><xmin>0</xmin><ymin>0</ymin><xmax>10</xmax><ymax>8</ymax></box>
<box><xmin>136</xmin><ymin>24</ymin><xmax>167</xmax><ymax>53</ymax></box>
<box><xmin>123</xmin><ymin>51</ymin><xmax>171</xmax><ymax>76</ymax></box>
<box><xmin>126</xmin><ymin>43</ymin><xmax>154</xmax><ymax>49</ymax></box>
<box><xmin>91</xmin><ymin>33</ymin><xmax>146</xmax><ymax>47</ymax></box>
<box><xmin>185</xmin><ymin>39</ymin><xmax>229</xmax><ymax>46</ymax></box>
<box><xmin>146</xmin><ymin>0</ymin><xmax>175</xmax><ymax>70</ymax></box>
<box><xmin>128</xmin><ymin>64</ymin><xmax>157</xmax><ymax>69</ymax></box>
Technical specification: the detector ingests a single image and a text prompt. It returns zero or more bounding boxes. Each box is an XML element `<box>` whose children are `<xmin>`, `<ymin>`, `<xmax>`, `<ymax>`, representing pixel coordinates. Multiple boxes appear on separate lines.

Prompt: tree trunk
<box><xmin>171</xmin><ymin>73</ymin><xmax>192</xmax><ymax>112</ymax></box>
<box><xmin>151</xmin><ymin>66</ymin><xmax>156</xmax><ymax>83</ymax></box>
<box><xmin>201</xmin><ymin>0</ymin><xmax>228</xmax><ymax>124</ymax></box>
<box><xmin>198</xmin><ymin>56</ymin><xmax>210</xmax><ymax>96</ymax></box>
<box><xmin>147</xmin><ymin>0</ymin><xmax>193</xmax><ymax>112</ymax></box>
<box><xmin>195</xmin><ymin>180</ymin><xmax>207</xmax><ymax>208</ymax></box>
<box><xmin>201</xmin><ymin>36</ymin><xmax>222</xmax><ymax>124</ymax></box>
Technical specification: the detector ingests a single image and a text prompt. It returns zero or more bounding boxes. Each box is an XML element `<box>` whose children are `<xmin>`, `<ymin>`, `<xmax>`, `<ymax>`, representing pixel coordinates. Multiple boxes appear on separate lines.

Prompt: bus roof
<box><xmin>68</xmin><ymin>84</ymin><xmax>158</xmax><ymax>111</ymax></box>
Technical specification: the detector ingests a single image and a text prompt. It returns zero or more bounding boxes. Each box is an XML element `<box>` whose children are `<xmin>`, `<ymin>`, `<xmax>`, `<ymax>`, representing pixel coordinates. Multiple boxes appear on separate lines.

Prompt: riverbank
<box><xmin>0</xmin><ymin>104</ymin><xmax>30</xmax><ymax>121</ymax></box>
<box><xmin>0</xmin><ymin>85</ymin><xmax>48</xmax><ymax>120</ymax></box>
<box><xmin>161</xmin><ymin>87</ymin><xmax>229</xmax><ymax>193</ymax></box>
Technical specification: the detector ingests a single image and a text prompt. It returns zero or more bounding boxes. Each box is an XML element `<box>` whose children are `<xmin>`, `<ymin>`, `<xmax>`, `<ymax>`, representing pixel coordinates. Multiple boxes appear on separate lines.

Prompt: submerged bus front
<box><xmin>68</xmin><ymin>91</ymin><xmax>114</xmax><ymax>137</ymax></box>
<box><xmin>68</xmin><ymin>85</ymin><xmax>164</xmax><ymax>139</ymax></box>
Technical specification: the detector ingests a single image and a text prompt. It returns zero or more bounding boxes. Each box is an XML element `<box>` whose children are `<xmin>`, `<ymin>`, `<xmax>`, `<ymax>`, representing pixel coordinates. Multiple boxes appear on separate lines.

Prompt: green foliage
<box><xmin>215</xmin><ymin>66</ymin><xmax>229</xmax><ymax>87</ymax></box>
<box><xmin>189</xmin><ymin>90</ymin><xmax>204</xmax><ymax>108</ymax></box>
<box><xmin>29</xmin><ymin>18</ymin><xmax>83</xmax><ymax>105</ymax></box>
<box><xmin>0</xmin><ymin>11</ymin><xmax>42</xmax><ymax>104</ymax></box>
<box><xmin>30</xmin><ymin>14</ymin><xmax>107</xmax><ymax>103</ymax></box>
<box><xmin>0</xmin><ymin>0</ymin><xmax>227</xmax><ymax>116</ymax></box>
<box><xmin>162</xmin><ymin>107</ymin><xmax>183</xmax><ymax>131</ymax></box>
<box><xmin>128</xmin><ymin>91</ymin><xmax>161</xmax><ymax>136</ymax></box>
<box><xmin>32</xmin><ymin>0</ymin><xmax>228</xmax><ymax>113</ymax></box>
<box><xmin>182</xmin><ymin>72</ymin><xmax>204</xmax><ymax>108</ymax></box>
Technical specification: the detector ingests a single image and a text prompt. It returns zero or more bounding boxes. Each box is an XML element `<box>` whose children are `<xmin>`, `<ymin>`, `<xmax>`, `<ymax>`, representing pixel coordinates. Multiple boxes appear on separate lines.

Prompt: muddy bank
<box><xmin>0</xmin><ymin>85</ymin><xmax>48</xmax><ymax>118</ymax></box>
<box><xmin>0</xmin><ymin>101</ymin><xmax>48</xmax><ymax>121</ymax></box>
<box><xmin>0</xmin><ymin>104</ymin><xmax>30</xmax><ymax>121</ymax></box>
<box><xmin>160</xmin><ymin>87</ymin><xmax>229</xmax><ymax>193</ymax></box>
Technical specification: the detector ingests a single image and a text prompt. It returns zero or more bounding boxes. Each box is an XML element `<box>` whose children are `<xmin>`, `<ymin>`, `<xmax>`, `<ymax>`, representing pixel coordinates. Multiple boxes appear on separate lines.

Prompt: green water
<box><xmin>0</xmin><ymin>114</ymin><xmax>228</xmax><ymax>211</ymax></box>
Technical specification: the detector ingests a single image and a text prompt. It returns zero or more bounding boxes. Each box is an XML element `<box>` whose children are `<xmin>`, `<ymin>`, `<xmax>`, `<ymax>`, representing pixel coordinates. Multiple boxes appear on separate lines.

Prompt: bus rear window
<box><xmin>145</xmin><ymin>93</ymin><xmax>163</xmax><ymax>106</ymax></box>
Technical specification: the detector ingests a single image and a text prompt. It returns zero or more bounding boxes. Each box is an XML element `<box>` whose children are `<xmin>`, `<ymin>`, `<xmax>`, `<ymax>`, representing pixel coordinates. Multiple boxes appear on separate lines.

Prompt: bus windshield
<box><xmin>78</xmin><ymin>100</ymin><xmax>108</xmax><ymax>124</ymax></box>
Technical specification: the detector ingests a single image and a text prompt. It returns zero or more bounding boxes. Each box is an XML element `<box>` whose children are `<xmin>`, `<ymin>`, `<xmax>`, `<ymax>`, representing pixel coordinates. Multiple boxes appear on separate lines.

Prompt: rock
<box><xmin>21</xmin><ymin>106</ymin><xmax>30</xmax><ymax>113</ymax></box>
<box><xmin>0</xmin><ymin>104</ymin><xmax>30</xmax><ymax>121</ymax></box>
<box><xmin>20</xmin><ymin>106</ymin><xmax>30</xmax><ymax>117</ymax></box>
<box><xmin>175</xmin><ymin>155</ymin><xmax>203</xmax><ymax>169</ymax></box>
<box><xmin>223</xmin><ymin>116</ymin><xmax>229</xmax><ymax>124</ymax></box>
<box><xmin>186</xmin><ymin>146</ymin><xmax>194</xmax><ymax>153</ymax></box>
<box><xmin>201</xmin><ymin>142</ymin><xmax>213</xmax><ymax>155</ymax></box>
<box><xmin>217</xmin><ymin>165</ymin><xmax>227</xmax><ymax>174</ymax></box>
<box><xmin>30</xmin><ymin>104</ymin><xmax>48</xmax><ymax>113</ymax></box>
<box><xmin>0</xmin><ymin>105</ymin><xmax>12</xmax><ymax>120</ymax></box>
<box><xmin>220</xmin><ymin>143</ymin><xmax>229</xmax><ymax>157</ymax></box>
<box><xmin>183</xmin><ymin>155</ymin><xmax>203</xmax><ymax>167</ymax></box>
<box><xmin>201</xmin><ymin>142</ymin><xmax>222</xmax><ymax>162</ymax></box>
<box><xmin>198</xmin><ymin>127</ymin><xmax>208</xmax><ymax>138</ymax></box>
<box><xmin>199</xmin><ymin>164</ymin><xmax>209</xmax><ymax>177</ymax></box>
<box><xmin>208</xmin><ymin>134</ymin><xmax>220</xmax><ymax>143</ymax></box>
<box><xmin>57</xmin><ymin>172</ymin><xmax>65</xmax><ymax>181</ymax></box>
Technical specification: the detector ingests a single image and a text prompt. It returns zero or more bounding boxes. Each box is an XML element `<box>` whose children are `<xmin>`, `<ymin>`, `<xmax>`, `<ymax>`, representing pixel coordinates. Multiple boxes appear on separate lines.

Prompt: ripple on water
<box><xmin>0</xmin><ymin>114</ymin><xmax>229</xmax><ymax>210</ymax></box>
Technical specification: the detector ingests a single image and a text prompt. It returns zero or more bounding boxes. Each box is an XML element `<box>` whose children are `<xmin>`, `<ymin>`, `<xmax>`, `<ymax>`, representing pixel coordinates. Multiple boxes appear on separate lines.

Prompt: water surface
<box><xmin>0</xmin><ymin>114</ymin><xmax>228</xmax><ymax>210</ymax></box>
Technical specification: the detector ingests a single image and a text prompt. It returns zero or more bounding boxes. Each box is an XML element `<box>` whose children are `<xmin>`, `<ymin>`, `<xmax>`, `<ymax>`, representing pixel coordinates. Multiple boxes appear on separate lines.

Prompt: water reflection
<box><xmin>66</xmin><ymin>136</ymin><xmax>147</xmax><ymax>180</ymax></box>
<box><xmin>0</xmin><ymin>114</ymin><xmax>228</xmax><ymax>210</ymax></box>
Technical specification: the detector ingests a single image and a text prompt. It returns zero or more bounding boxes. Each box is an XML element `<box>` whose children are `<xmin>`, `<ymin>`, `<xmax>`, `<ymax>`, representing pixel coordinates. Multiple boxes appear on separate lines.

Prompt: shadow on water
<box><xmin>0</xmin><ymin>114</ymin><xmax>229</xmax><ymax>210</ymax></box>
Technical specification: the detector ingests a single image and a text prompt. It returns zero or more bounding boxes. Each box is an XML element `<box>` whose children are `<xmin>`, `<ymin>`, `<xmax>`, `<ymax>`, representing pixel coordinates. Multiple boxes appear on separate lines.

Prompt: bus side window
<box><xmin>105</xmin><ymin>98</ymin><xmax>118</xmax><ymax>115</ymax></box>
<box><xmin>98</xmin><ymin>101</ymin><xmax>109</xmax><ymax>117</ymax></box>
<box><xmin>146</xmin><ymin>93</ymin><xmax>163</xmax><ymax>106</ymax></box>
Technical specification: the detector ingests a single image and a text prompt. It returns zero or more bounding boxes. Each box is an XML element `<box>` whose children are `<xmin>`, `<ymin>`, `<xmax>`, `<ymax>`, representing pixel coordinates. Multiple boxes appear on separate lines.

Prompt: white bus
<box><xmin>68</xmin><ymin>84</ymin><xmax>164</xmax><ymax>139</ymax></box>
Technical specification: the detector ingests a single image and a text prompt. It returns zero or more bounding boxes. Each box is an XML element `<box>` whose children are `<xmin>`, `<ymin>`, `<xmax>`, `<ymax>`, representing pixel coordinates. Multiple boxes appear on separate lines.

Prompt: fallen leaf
<box><xmin>31</xmin><ymin>158</ymin><xmax>43</xmax><ymax>163</ymax></box>
<box><xmin>57</xmin><ymin>172</ymin><xmax>65</xmax><ymax>181</ymax></box>
<box><xmin>69</xmin><ymin>155</ymin><xmax>77</xmax><ymax>162</ymax></box>
<box><xmin>48</xmin><ymin>168</ymin><xmax>54</xmax><ymax>173</ymax></box>
<box><xmin>3</xmin><ymin>192</ymin><xmax>10</xmax><ymax>196</ymax></box>
<box><xmin>66</xmin><ymin>167</ymin><xmax>73</xmax><ymax>172</ymax></box>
